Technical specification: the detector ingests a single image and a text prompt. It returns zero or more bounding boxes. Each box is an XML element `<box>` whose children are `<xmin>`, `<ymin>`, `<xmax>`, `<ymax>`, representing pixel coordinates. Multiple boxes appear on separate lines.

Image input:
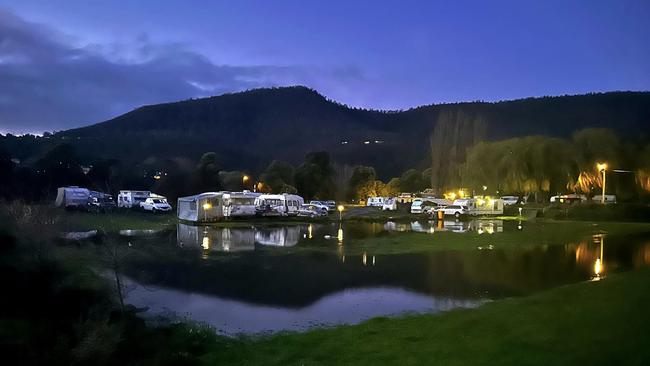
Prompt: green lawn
<box><xmin>206</xmin><ymin>268</ymin><xmax>650</xmax><ymax>365</ymax></box>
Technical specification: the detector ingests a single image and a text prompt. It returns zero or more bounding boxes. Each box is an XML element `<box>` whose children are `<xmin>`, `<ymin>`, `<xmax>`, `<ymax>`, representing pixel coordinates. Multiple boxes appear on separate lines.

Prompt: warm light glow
<box><xmin>594</xmin><ymin>258</ymin><xmax>602</xmax><ymax>276</ymax></box>
<box><xmin>445</xmin><ymin>192</ymin><xmax>457</xmax><ymax>200</ymax></box>
<box><xmin>476</xmin><ymin>198</ymin><xmax>485</xmax><ymax>206</ymax></box>
<box><xmin>242</xmin><ymin>175</ymin><xmax>250</xmax><ymax>182</ymax></box>
<box><xmin>337</xmin><ymin>205</ymin><xmax>345</xmax><ymax>212</ymax></box>
<box><xmin>202</xmin><ymin>236</ymin><xmax>210</xmax><ymax>250</ymax></box>
<box><xmin>203</xmin><ymin>203</ymin><xmax>212</xmax><ymax>210</ymax></box>
<box><xmin>308</xmin><ymin>224</ymin><xmax>313</xmax><ymax>239</ymax></box>
<box><xmin>362</xmin><ymin>252</ymin><xmax>367</xmax><ymax>266</ymax></box>
<box><xmin>429</xmin><ymin>227</ymin><xmax>435</xmax><ymax>234</ymax></box>
<box><xmin>596</xmin><ymin>162</ymin><xmax>608</xmax><ymax>172</ymax></box>
<box><xmin>337</xmin><ymin>228</ymin><xmax>344</xmax><ymax>243</ymax></box>
<box><xmin>482</xmin><ymin>185</ymin><xmax>488</xmax><ymax>191</ymax></box>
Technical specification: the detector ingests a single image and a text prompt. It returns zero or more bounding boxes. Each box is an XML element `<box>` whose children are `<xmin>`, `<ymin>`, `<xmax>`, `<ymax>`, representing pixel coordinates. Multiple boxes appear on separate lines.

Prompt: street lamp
<box><xmin>242</xmin><ymin>174</ymin><xmax>249</xmax><ymax>187</ymax></box>
<box><xmin>202</xmin><ymin>202</ymin><xmax>211</xmax><ymax>222</ymax></box>
<box><xmin>596</xmin><ymin>162</ymin><xmax>608</xmax><ymax>204</ymax></box>
<box><xmin>337</xmin><ymin>205</ymin><xmax>345</xmax><ymax>221</ymax></box>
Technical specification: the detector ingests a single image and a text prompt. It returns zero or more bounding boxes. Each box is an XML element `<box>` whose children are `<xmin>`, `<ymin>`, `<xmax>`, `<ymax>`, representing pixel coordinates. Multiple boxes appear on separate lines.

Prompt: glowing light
<box><xmin>337</xmin><ymin>205</ymin><xmax>345</xmax><ymax>212</ymax></box>
<box><xmin>372</xmin><ymin>256</ymin><xmax>376</xmax><ymax>266</ymax></box>
<box><xmin>476</xmin><ymin>198</ymin><xmax>485</xmax><ymax>206</ymax></box>
<box><xmin>362</xmin><ymin>252</ymin><xmax>367</xmax><ymax>266</ymax></box>
<box><xmin>596</xmin><ymin>162</ymin><xmax>608</xmax><ymax>172</ymax></box>
<box><xmin>337</xmin><ymin>227</ymin><xmax>344</xmax><ymax>243</ymax></box>
<box><xmin>308</xmin><ymin>224</ymin><xmax>313</xmax><ymax>239</ymax></box>
<box><xmin>482</xmin><ymin>185</ymin><xmax>488</xmax><ymax>191</ymax></box>
<box><xmin>203</xmin><ymin>203</ymin><xmax>212</xmax><ymax>210</ymax></box>
<box><xmin>594</xmin><ymin>258</ymin><xmax>602</xmax><ymax>276</ymax></box>
<box><xmin>242</xmin><ymin>175</ymin><xmax>250</xmax><ymax>182</ymax></box>
<box><xmin>429</xmin><ymin>227</ymin><xmax>435</xmax><ymax>234</ymax></box>
<box><xmin>202</xmin><ymin>236</ymin><xmax>210</xmax><ymax>250</ymax></box>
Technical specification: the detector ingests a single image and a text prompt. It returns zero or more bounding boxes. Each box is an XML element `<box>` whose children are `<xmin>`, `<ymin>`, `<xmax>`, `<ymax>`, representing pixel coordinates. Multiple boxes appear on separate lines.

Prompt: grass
<box><xmin>205</xmin><ymin>268</ymin><xmax>650</xmax><ymax>365</ymax></box>
<box><xmin>56</xmin><ymin>209</ymin><xmax>176</xmax><ymax>231</ymax></box>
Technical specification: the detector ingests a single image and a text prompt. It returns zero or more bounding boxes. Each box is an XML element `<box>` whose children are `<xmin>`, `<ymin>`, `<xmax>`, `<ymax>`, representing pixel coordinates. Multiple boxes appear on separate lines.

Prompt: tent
<box><xmin>177</xmin><ymin>192</ymin><xmax>225</xmax><ymax>222</ymax></box>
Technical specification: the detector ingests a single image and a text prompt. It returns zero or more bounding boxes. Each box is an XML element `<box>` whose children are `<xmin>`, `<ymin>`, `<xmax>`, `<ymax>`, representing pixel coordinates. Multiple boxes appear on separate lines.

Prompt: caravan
<box><xmin>117</xmin><ymin>190</ymin><xmax>151</xmax><ymax>209</ymax></box>
<box><xmin>254</xmin><ymin>194</ymin><xmax>304</xmax><ymax>216</ymax></box>
<box><xmin>55</xmin><ymin>186</ymin><xmax>90</xmax><ymax>209</ymax></box>
<box><xmin>177</xmin><ymin>192</ymin><xmax>225</xmax><ymax>223</ymax></box>
<box><xmin>453</xmin><ymin>197</ymin><xmax>504</xmax><ymax>216</ymax></box>
<box><xmin>222</xmin><ymin>191</ymin><xmax>261</xmax><ymax>218</ymax></box>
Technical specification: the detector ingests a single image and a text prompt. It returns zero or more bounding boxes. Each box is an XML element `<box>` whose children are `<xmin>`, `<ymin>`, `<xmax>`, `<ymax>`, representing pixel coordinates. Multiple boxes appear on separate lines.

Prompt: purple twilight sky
<box><xmin>0</xmin><ymin>0</ymin><xmax>649</xmax><ymax>134</ymax></box>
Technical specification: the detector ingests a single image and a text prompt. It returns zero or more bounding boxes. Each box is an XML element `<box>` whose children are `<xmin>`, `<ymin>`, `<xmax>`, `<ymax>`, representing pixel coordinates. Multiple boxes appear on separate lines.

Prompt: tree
<box><xmin>191</xmin><ymin>152</ymin><xmax>221</xmax><ymax>192</ymax></box>
<box><xmin>219</xmin><ymin>171</ymin><xmax>246</xmax><ymax>191</ymax></box>
<box><xmin>295</xmin><ymin>152</ymin><xmax>335</xmax><ymax>199</ymax></box>
<box><xmin>400</xmin><ymin>169</ymin><xmax>426</xmax><ymax>193</ymax></box>
<box><xmin>35</xmin><ymin>143</ymin><xmax>88</xmax><ymax>197</ymax></box>
<box><xmin>260</xmin><ymin>160</ymin><xmax>295</xmax><ymax>192</ymax></box>
<box><xmin>347</xmin><ymin>166</ymin><xmax>376</xmax><ymax>201</ymax></box>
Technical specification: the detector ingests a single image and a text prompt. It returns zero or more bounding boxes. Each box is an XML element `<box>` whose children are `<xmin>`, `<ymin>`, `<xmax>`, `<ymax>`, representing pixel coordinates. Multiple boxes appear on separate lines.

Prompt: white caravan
<box><xmin>177</xmin><ymin>192</ymin><xmax>225</xmax><ymax>222</ymax></box>
<box><xmin>254</xmin><ymin>226</ymin><xmax>302</xmax><ymax>247</ymax></box>
<box><xmin>222</xmin><ymin>191</ymin><xmax>261</xmax><ymax>218</ymax></box>
<box><xmin>366</xmin><ymin>197</ymin><xmax>386</xmax><ymax>207</ymax></box>
<box><xmin>453</xmin><ymin>197</ymin><xmax>504</xmax><ymax>216</ymax></box>
<box><xmin>117</xmin><ymin>190</ymin><xmax>151</xmax><ymax>209</ymax></box>
<box><xmin>254</xmin><ymin>194</ymin><xmax>304</xmax><ymax>216</ymax></box>
<box><xmin>55</xmin><ymin>186</ymin><xmax>90</xmax><ymax>209</ymax></box>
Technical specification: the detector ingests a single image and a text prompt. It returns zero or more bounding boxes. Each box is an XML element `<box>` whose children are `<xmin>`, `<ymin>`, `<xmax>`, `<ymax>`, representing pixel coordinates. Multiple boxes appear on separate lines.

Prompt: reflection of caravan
<box><xmin>117</xmin><ymin>190</ymin><xmax>151</xmax><ymax>208</ymax></box>
<box><xmin>176</xmin><ymin>223</ymin><xmax>254</xmax><ymax>252</ymax></box>
<box><xmin>55</xmin><ymin>186</ymin><xmax>90</xmax><ymax>209</ymax></box>
<box><xmin>177</xmin><ymin>192</ymin><xmax>225</xmax><ymax>222</ymax></box>
<box><xmin>223</xmin><ymin>191</ymin><xmax>261</xmax><ymax>217</ymax></box>
<box><xmin>254</xmin><ymin>226</ymin><xmax>302</xmax><ymax>247</ymax></box>
<box><xmin>453</xmin><ymin>197</ymin><xmax>504</xmax><ymax>216</ymax></box>
<box><xmin>254</xmin><ymin>194</ymin><xmax>304</xmax><ymax>216</ymax></box>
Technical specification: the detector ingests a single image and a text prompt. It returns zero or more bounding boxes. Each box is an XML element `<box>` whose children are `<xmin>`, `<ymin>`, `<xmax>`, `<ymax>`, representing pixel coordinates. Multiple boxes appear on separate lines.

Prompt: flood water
<box><xmin>107</xmin><ymin>219</ymin><xmax>650</xmax><ymax>335</ymax></box>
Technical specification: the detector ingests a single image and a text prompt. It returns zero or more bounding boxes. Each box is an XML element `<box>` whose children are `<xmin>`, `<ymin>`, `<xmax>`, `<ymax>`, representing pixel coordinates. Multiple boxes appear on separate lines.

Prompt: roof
<box><xmin>178</xmin><ymin>192</ymin><xmax>223</xmax><ymax>201</ymax></box>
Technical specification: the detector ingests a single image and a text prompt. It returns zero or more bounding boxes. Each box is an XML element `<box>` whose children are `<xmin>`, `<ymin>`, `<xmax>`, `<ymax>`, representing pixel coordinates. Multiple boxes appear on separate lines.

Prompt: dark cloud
<box><xmin>0</xmin><ymin>9</ymin><xmax>366</xmax><ymax>134</ymax></box>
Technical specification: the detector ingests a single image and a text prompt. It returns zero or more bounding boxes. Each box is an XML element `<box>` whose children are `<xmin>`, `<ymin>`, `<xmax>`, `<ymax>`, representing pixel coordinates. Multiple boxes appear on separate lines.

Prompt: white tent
<box><xmin>177</xmin><ymin>192</ymin><xmax>225</xmax><ymax>222</ymax></box>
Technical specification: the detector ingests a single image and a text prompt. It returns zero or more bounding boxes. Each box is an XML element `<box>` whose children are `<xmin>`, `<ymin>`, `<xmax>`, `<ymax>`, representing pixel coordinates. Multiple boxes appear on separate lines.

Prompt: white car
<box><xmin>140</xmin><ymin>197</ymin><xmax>172</xmax><ymax>212</ymax></box>
<box><xmin>434</xmin><ymin>205</ymin><xmax>469</xmax><ymax>218</ymax></box>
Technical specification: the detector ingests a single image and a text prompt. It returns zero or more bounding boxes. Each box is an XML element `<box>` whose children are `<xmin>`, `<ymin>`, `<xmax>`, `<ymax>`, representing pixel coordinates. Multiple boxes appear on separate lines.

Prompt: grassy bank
<box><xmin>207</xmin><ymin>268</ymin><xmax>650</xmax><ymax>365</ymax></box>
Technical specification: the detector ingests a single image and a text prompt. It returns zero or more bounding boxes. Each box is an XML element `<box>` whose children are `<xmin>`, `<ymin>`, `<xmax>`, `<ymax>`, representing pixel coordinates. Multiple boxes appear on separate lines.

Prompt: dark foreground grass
<box><xmin>206</xmin><ymin>268</ymin><xmax>650</xmax><ymax>366</ymax></box>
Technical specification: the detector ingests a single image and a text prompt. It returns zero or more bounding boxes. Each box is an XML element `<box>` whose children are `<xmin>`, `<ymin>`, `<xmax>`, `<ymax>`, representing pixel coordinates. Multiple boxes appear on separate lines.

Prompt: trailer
<box><xmin>222</xmin><ymin>191</ymin><xmax>261</xmax><ymax>218</ymax></box>
<box><xmin>453</xmin><ymin>197</ymin><xmax>504</xmax><ymax>216</ymax></box>
<box><xmin>177</xmin><ymin>192</ymin><xmax>225</xmax><ymax>223</ymax></box>
<box><xmin>55</xmin><ymin>186</ymin><xmax>90</xmax><ymax>209</ymax></box>
<box><xmin>254</xmin><ymin>193</ymin><xmax>304</xmax><ymax>216</ymax></box>
<box><xmin>117</xmin><ymin>190</ymin><xmax>151</xmax><ymax>209</ymax></box>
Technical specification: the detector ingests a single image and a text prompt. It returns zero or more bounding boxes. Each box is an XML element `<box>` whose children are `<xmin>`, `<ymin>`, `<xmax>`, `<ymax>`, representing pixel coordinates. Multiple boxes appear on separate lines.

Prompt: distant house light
<box><xmin>374</xmin><ymin>140</ymin><xmax>384</xmax><ymax>144</ymax></box>
<box><xmin>340</xmin><ymin>141</ymin><xmax>348</xmax><ymax>145</ymax></box>
<box><xmin>363</xmin><ymin>141</ymin><xmax>370</xmax><ymax>145</ymax></box>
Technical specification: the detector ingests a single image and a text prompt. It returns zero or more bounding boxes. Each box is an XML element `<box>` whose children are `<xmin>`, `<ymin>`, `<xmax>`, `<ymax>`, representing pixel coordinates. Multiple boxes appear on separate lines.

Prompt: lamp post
<box><xmin>242</xmin><ymin>175</ymin><xmax>249</xmax><ymax>188</ymax></box>
<box><xmin>202</xmin><ymin>202</ymin><xmax>211</xmax><ymax>222</ymax></box>
<box><xmin>596</xmin><ymin>163</ymin><xmax>608</xmax><ymax>204</ymax></box>
<box><xmin>337</xmin><ymin>205</ymin><xmax>345</xmax><ymax>221</ymax></box>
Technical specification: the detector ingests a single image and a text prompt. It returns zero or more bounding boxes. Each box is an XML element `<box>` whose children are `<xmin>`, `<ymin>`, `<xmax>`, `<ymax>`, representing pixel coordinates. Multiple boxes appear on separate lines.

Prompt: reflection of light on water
<box><xmin>372</xmin><ymin>256</ymin><xmax>376</xmax><ymax>266</ymax></box>
<box><xmin>337</xmin><ymin>227</ymin><xmax>344</xmax><ymax>243</ymax></box>
<box><xmin>202</xmin><ymin>236</ymin><xmax>210</xmax><ymax>250</ymax></box>
<box><xmin>429</xmin><ymin>227</ymin><xmax>435</xmax><ymax>234</ymax></box>
<box><xmin>594</xmin><ymin>258</ymin><xmax>602</xmax><ymax>276</ymax></box>
<box><xmin>362</xmin><ymin>252</ymin><xmax>367</xmax><ymax>266</ymax></box>
<box><xmin>308</xmin><ymin>224</ymin><xmax>313</xmax><ymax>239</ymax></box>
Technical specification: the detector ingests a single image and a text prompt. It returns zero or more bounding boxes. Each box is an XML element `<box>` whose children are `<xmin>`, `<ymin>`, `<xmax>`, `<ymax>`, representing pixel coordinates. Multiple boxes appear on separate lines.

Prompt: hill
<box><xmin>4</xmin><ymin>87</ymin><xmax>650</xmax><ymax>178</ymax></box>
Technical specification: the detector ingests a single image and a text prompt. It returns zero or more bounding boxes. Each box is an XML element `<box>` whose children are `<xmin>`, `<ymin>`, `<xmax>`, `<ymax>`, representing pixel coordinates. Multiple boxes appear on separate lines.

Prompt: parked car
<box><xmin>410</xmin><ymin>198</ymin><xmax>426</xmax><ymax>214</ymax></box>
<box><xmin>434</xmin><ymin>205</ymin><xmax>469</xmax><ymax>218</ymax></box>
<box><xmin>140</xmin><ymin>197</ymin><xmax>172</xmax><ymax>212</ymax></box>
<box><xmin>382</xmin><ymin>198</ymin><xmax>397</xmax><ymax>211</ymax></box>
<box><xmin>421</xmin><ymin>201</ymin><xmax>444</xmax><ymax>214</ymax></box>
<box><xmin>298</xmin><ymin>204</ymin><xmax>328</xmax><ymax>217</ymax></box>
<box><xmin>324</xmin><ymin>200</ymin><xmax>337</xmax><ymax>211</ymax></box>
<box><xmin>88</xmin><ymin>191</ymin><xmax>116</xmax><ymax>212</ymax></box>
<box><xmin>310</xmin><ymin>200</ymin><xmax>334</xmax><ymax>212</ymax></box>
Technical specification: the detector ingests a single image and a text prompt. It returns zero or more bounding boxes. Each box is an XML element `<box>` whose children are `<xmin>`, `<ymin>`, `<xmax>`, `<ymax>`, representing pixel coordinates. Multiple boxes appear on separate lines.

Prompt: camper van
<box><xmin>88</xmin><ymin>191</ymin><xmax>116</xmax><ymax>212</ymax></box>
<box><xmin>117</xmin><ymin>190</ymin><xmax>151</xmax><ymax>209</ymax></box>
<box><xmin>411</xmin><ymin>198</ymin><xmax>451</xmax><ymax>214</ymax></box>
<box><xmin>255</xmin><ymin>194</ymin><xmax>304</xmax><ymax>216</ymax></box>
<box><xmin>177</xmin><ymin>192</ymin><xmax>225</xmax><ymax>223</ymax></box>
<box><xmin>453</xmin><ymin>197</ymin><xmax>504</xmax><ymax>216</ymax></box>
<box><xmin>222</xmin><ymin>191</ymin><xmax>261</xmax><ymax>218</ymax></box>
<box><xmin>55</xmin><ymin>186</ymin><xmax>91</xmax><ymax>209</ymax></box>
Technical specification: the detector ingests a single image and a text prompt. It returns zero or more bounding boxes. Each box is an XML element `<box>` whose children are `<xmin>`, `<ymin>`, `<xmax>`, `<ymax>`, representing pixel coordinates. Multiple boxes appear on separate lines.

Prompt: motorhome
<box><xmin>222</xmin><ymin>191</ymin><xmax>261</xmax><ymax>218</ymax></box>
<box><xmin>177</xmin><ymin>192</ymin><xmax>225</xmax><ymax>223</ymax></box>
<box><xmin>117</xmin><ymin>190</ymin><xmax>151</xmax><ymax>209</ymax></box>
<box><xmin>382</xmin><ymin>198</ymin><xmax>397</xmax><ymax>211</ymax></box>
<box><xmin>255</xmin><ymin>193</ymin><xmax>304</xmax><ymax>216</ymax></box>
<box><xmin>55</xmin><ymin>186</ymin><xmax>90</xmax><ymax>209</ymax></box>
<box><xmin>453</xmin><ymin>196</ymin><xmax>504</xmax><ymax>216</ymax></box>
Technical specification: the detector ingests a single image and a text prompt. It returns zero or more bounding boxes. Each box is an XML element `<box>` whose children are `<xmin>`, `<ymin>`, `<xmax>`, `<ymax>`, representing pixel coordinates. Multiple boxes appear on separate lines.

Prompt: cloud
<box><xmin>0</xmin><ymin>9</ymin><xmax>366</xmax><ymax>134</ymax></box>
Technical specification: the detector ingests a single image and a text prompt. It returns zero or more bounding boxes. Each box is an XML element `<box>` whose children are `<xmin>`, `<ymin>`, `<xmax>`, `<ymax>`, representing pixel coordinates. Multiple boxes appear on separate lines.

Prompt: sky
<box><xmin>0</xmin><ymin>0</ymin><xmax>649</xmax><ymax>134</ymax></box>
